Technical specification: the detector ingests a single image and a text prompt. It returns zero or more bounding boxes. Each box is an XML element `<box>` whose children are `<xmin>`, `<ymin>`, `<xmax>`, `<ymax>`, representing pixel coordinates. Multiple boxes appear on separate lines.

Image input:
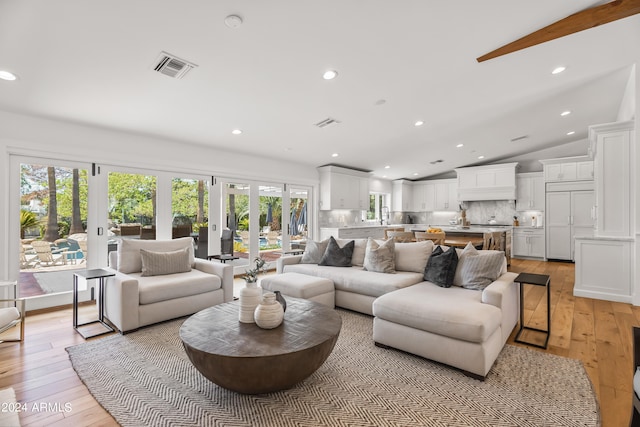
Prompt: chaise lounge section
<box><xmin>276</xmin><ymin>237</ymin><xmax>518</xmax><ymax>379</ymax></box>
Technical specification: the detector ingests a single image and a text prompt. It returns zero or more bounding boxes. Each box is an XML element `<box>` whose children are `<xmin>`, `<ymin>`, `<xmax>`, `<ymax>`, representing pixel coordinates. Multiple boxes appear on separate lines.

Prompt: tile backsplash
<box><xmin>319</xmin><ymin>200</ymin><xmax>544</xmax><ymax>228</ymax></box>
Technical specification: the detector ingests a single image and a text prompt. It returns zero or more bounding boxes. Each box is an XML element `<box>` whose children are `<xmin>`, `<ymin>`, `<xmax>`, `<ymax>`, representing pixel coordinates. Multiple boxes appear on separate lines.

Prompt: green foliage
<box><xmin>172</xmin><ymin>178</ymin><xmax>208</xmax><ymax>222</ymax></box>
<box><xmin>108</xmin><ymin>172</ymin><xmax>156</xmax><ymax>224</ymax></box>
<box><xmin>20</xmin><ymin>210</ymin><xmax>39</xmax><ymax>238</ymax></box>
<box><xmin>242</xmin><ymin>257</ymin><xmax>266</xmax><ymax>283</ymax></box>
<box><xmin>57</xmin><ymin>220</ymin><xmax>70</xmax><ymax>237</ymax></box>
<box><xmin>56</xmin><ymin>169</ymin><xmax>88</xmax><ymax>222</ymax></box>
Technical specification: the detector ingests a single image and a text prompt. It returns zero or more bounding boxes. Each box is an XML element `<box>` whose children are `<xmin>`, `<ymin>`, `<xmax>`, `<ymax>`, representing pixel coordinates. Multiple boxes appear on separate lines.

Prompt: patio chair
<box><xmin>0</xmin><ymin>299</ymin><xmax>25</xmax><ymax>343</ymax></box>
<box><xmin>20</xmin><ymin>244</ymin><xmax>38</xmax><ymax>269</ymax></box>
<box><xmin>414</xmin><ymin>231</ymin><xmax>446</xmax><ymax>245</ymax></box>
<box><xmin>78</xmin><ymin>240</ymin><xmax>88</xmax><ymax>263</ymax></box>
<box><xmin>266</xmin><ymin>231</ymin><xmax>279</xmax><ymax>246</ymax></box>
<box><xmin>31</xmin><ymin>240</ymin><xmax>66</xmax><ymax>266</ymax></box>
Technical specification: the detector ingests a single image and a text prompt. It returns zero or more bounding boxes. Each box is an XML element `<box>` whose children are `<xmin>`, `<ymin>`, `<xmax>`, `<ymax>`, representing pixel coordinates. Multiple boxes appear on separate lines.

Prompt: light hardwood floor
<box><xmin>0</xmin><ymin>259</ymin><xmax>635</xmax><ymax>426</ymax></box>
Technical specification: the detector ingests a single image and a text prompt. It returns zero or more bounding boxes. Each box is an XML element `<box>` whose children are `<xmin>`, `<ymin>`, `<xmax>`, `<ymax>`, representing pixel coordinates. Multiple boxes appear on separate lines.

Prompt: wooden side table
<box><xmin>514</xmin><ymin>272</ymin><xmax>551</xmax><ymax>349</ymax></box>
<box><xmin>73</xmin><ymin>269</ymin><xmax>115</xmax><ymax>339</ymax></box>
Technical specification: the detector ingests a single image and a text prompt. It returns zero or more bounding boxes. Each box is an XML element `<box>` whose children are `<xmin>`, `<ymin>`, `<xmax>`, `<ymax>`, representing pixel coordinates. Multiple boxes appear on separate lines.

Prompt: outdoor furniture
<box><xmin>0</xmin><ymin>298</ymin><xmax>25</xmax><ymax>343</ymax></box>
<box><xmin>20</xmin><ymin>244</ymin><xmax>38</xmax><ymax>269</ymax></box>
<box><xmin>414</xmin><ymin>231</ymin><xmax>445</xmax><ymax>245</ymax></box>
<box><xmin>78</xmin><ymin>240</ymin><xmax>88</xmax><ymax>263</ymax></box>
<box><xmin>172</xmin><ymin>224</ymin><xmax>192</xmax><ymax>239</ymax></box>
<box><xmin>140</xmin><ymin>226</ymin><xmax>156</xmax><ymax>240</ymax></box>
<box><xmin>265</xmin><ymin>231</ymin><xmax>279</xmax><ymax>246</ymax></box>
<box><xmin>119</xmin><ymin>224</ymin><xmax>142</xmax><ymax>236</ymax></box>
<box><xmin>31</xmin><ymin>240</ymin><xmax>66</xmax><ymax>266</ymax></box>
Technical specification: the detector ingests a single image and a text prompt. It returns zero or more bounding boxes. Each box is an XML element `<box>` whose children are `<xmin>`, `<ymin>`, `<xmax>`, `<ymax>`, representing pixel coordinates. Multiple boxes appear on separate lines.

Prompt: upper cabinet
<box><xmin>318</xmin><ymin>166</ymin><xmax>369</xmax><ymax>210</ymax></box>
<box><xmin>392</xmin><ymin>180</ymin><xmax>413</xmax><ymax>212</ymax></box>
<box><xmin>515</xmin><ymin>172</ymin><xmax>544</xmax><ymax>211</ymax></box>
<box><xmin>589</xmin><ymin>121</ymin><xmax>634</xmax><ymax>237</ymax></box>
<box><xmin>455</xmin><ymin>163</ymin><xmax>518</xmax><ymax>201</ymax></box>
<box><xmin>540</xmin><ymin>156</ymin><xmax>593</xmax><ymax>182</ymax></box>
<box><xmin>433</xmin><ymin>179</ymin><xmax>458</xmax><ymax>211</ymax></box>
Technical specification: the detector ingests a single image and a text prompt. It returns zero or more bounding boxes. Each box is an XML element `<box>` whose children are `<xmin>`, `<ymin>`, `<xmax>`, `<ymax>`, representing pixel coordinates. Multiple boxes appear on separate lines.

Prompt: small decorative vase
<box><xmin>254</xmin><ymin>292</ymin><xmax>284</xmax><ymax>329</ymax></box>
<box><xmin>274</xmin><ymin>290</ymin><xmax>287</xmax><ymax>312</ymax></box>
<box><xmin>239</xmin><ymin>282</ymin><xmax>261</xmax><ymax>323</ymax></box>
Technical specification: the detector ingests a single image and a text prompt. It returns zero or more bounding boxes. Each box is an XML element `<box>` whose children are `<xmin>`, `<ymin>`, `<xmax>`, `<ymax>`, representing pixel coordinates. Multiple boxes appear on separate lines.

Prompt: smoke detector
<box><xmin>153</xmin><ymin>51</ymin><xmax>198</xmax><ymax>79</ymax></box>
<box><xmin>225</xmin><ymin>15</ymin><xmax>243</xmax><ymax>28</ymax></box>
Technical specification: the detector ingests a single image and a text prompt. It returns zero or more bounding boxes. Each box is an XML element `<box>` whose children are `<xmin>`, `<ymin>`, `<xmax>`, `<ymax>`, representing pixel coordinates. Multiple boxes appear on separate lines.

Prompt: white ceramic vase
<box><xmin>239</xmin><ymin>282</ymin><xmax>261</xmax><ymax>323</ymax></box>
<box><xmin>254</xmin><ymin>292</ymin><xmax>284</xmax><ymax>329</ymax></box>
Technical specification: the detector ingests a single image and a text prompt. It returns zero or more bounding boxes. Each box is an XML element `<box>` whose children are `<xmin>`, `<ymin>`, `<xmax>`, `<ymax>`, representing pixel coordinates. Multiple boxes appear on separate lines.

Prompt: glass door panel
<box><xmin>107</xmin><ymin>172</ymin><xmax>157</xmax><ymax>242</ymax></box>
<box><xmin>223</xmin><ymin>182</ymin><xmax>251</xmax><ymax>272</ymax></box>
<box><xmin>289</xmin><ymin>186</ymin><xmax>309</xmax><ymax>251</ymax></box>
<box><xmin>17</xmin><ymin>161</ymin><xmax>90</xmax><ymax>308</ymax></box>
<box><xmin>259</xmin><ymin>185</ymin><xmax>283</xmax><ymax>263</ymax></box>
<box><xmin>172</xmin><ymin>177</ymin><xmax>209</xmax><ymax>257</ymax></box>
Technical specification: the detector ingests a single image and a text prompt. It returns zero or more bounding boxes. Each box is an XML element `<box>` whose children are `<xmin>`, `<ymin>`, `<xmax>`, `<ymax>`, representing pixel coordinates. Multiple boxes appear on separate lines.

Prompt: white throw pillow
<box><xmin>117</xmin><ymin>237</ymin><xmax>195</xmax><ymax>274</ymax></box>
<box><xmin>394</xmin><ymin>240</ymin><xmax>434</xmax><ymax>273</ymax></box>
<box><xmin>363</xmin><ymin>237</ymin><xmax>395</xmax><ymax>273</ymax></box>
<box><xmin>140</xmin><ymin>247</ymin><xmax>191</xmax><ymax>277</ymax></box>
<box><xmin>300</xmin><ymin>239</ymin><xmax>329</xmax><ymax>264</ymax></box>
<box><xmin>454</xmin><ymin>243</ymin><xmax>504</xmax><ymax>290</ymax></box>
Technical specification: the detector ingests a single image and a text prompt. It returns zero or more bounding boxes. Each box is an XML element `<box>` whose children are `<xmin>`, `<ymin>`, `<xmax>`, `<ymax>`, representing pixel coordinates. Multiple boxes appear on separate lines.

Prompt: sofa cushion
<box><xmin>319</xmin><ymin>237</ymin><xmax>354</xmax><ymax>267</ymax></box>
<box><xmin>117</xmin><ymin>237</ymin><xmax>195</xmax><ymax>274</ymax></box>
<box><xmin>289</xmin><ymin>265</ymin><xmax>422</xmax><ymax>297</ymax></box>
<box><xmin>394</xmin><ymin>240</ymin><xmax>434</xmax><ymax>273</ymax></box>
<box><xmin>134</xmin><ymin>269</ymin><xmax>222</xmax><ymax>305</ymax></box>
<box><xmin>363</xmin><ymin>237</ymin><xmax>395</xmax><ymax>273</ymax></box>
<box><xmin>336</xmin><ymin>238</ymin><xmax>367</xmax><ymax>266</ymax></box>
<box><xmin>300</xmin><ymin>239</ymin><xmax>329</xmax><ymax>264</ymax></box>
<box><xmin>454</xmin><ymin>244</ymin><xmax>505</xmax><ymax>290</ymax></box>
<box><xmin>372</xmin><ymin>282</ymin><xmax>502</xmax><ymax>343</ymax></box>
<box><xmin>423</xmin><ymin>246</ymin><xmax>458</xmax><ymax>288</ymax></box>
<box><xmin>140</xmin><ymin>247</ymin><xmax>191</xmax><ymax>277</ymax></box>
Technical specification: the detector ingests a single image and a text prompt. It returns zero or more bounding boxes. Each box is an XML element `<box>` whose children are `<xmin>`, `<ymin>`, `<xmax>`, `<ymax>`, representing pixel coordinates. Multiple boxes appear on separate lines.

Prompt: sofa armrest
<box><xmin>104</xmin><ymin>272</ymin><xmax>140</xmax><ymax>333</ymax></box>
<box><xmin>194</xmin><ymin>259</ymin><xmax>234</xmax><ymax>303</ymax></box>
<box><xmin>108</xmin><ymin>251</ymin><xmax>118</xmax><ymax>269</ymax></box>
<box><xmin>276</xmin><ymin>255</ymin><xmax>303</xmax><ymax>274</ymax></box>
<box><xmin>481</xmin><ymin>272</ymin><xmax>518</xmax><ymax>309</ymax></box>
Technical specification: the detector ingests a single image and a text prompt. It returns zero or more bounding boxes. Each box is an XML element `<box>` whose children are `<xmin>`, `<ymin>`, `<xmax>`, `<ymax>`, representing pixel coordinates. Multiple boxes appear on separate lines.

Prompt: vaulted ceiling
<box><xmin>0</xmin><ymin>1</ymin><xmax>637</xmax><ymax>180</ymax></box>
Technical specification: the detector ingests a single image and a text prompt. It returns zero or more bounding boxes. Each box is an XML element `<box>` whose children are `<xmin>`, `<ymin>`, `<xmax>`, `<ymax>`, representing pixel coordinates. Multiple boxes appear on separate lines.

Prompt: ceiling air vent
<box><xmin>510</xmin><ymin>135</ymin><xmax>529</xmax><ymax>143</ymax></box>
<box><xmin>314</xmin><ymin>117</ymin><xmax>341</xmax><ymax>128</ymax></box>
<box><xmin>153</xmin><ymin>51</ymin><xmax>198</xmax><ymax>79</ymax></box>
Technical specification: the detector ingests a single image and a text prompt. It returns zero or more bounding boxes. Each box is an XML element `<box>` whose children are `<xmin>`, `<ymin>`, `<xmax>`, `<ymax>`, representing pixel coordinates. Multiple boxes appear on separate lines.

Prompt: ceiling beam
<box><xmin>477</xmin><ymin>0</ymin><xmax>640</xmax><ymax>62</ymax></box>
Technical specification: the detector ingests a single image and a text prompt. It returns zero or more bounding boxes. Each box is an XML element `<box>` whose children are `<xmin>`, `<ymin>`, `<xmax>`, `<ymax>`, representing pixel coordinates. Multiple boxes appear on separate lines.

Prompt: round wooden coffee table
<box><xmin>180</xmin><ymin>297</ymin><xmax>342</xmax><ymax>394</ymax></box>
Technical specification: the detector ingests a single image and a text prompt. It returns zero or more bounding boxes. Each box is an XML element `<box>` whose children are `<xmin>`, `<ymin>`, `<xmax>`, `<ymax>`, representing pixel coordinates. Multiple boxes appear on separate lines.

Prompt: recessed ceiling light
<box><xmin>456</xmin><ymin>143</ymin><xmax>464</xmax><ymax>148</ymax></box>
<box><xmin>331</xmin><ymin>153</ymin><xmax>339</xmax><ymax>157</ymax></box>
<box><xmin>560</xmin><ymin>110</ymin><xmax>571</xmax><ymax>116</ymax></box>
<box><xmin>0</xmin><ymin>70</ymin><xmax>17</xmax><ymax>81</ymax></box>
<box><xmin>552</xmin><ymin>66</ymin><xmax>566</xmax><ymax>75</ymax></box>
<box><xmin>323</xmin><ymin>70</ymin><xmax>338</xmax><ymax>80</ymax></box>
<box><xmin>478</xmin><ymin>155</ymin><xmax>485</xmax><ymax>160</ymax></box>
<box><xmin>384</xmin><ymin>165</ymin><xmax>390</xmax><ymax>169</ymax></box>
<box><xmin>382</xmin><ymin>175</ymin><xmax>387</xmax><ymax>178</ymax></box>
<box><xmin>413</xmin><ymin>173</ymin><xmax>419</xmax><ymax>176</ymax></box>
<box><xmin>566</xmin><ymin>131</ymin><xmax>575</xmax><ymax>136</ymax></box>
<box><xmin>414</xmin><ymin>120</ymin><xmax>424</xmax><ymax>127</ymax></box>
<box><xmin>231</xmin><ymin>129</ymin><xmax>242</xmax><ymax>135</ymax></box>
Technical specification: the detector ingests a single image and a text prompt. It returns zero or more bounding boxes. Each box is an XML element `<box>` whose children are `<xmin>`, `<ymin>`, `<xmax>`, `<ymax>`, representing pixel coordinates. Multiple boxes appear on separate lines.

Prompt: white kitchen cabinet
<box><xmin>434</xmin><ymin>179</ymin><xmax>458</xmax><ymax>211</ymax></box>
<box><xmin>512</xmin><ymin>228</ymin><xmax>545</xmax><ymax>259</ymax></box>
<box><xmin>320</xmin><ymin>226</ymin><xmax>385</xmax><ymax>240</ymax></box>
<box><xmin>392</xmin><ymin>180</ymin><xmax>413</xmax><ymax>212</ymax></box>
<box><xmin>540</xmin><ymin>157</ymin><xmax>593</xmax><ymax>182</ymax></box>
<box><xmin>545</xmin><ymin>183</ymin><xmax>594</xmax><ymax>261</ymax></box>
<box><xmin>318</xmin><ymin>166</ymin><xmax>370</xmax><ymax>210</ymax></box>
<box><xmin>515</xmin><ymin>173</ymin><xmax>544</xmax><ymax>211</ymax></box>
<box><xmin>411</xmin><ymin>183</ymin><xmax>433</xmax><ymax>211</ymax></box>
<box><xmin>574</xmin><ymin>237</ymin><xmax>632</xmax><ymax>303</ymax></box>
<box><xmin>454</xmin><ymin>163</ymin><xmax>518</xmax><ymax>201</ymax></box>
<box><xmin>589</xmin><ymin>121</ymin><xmax>634</xmax><ymax>237</ymax></box>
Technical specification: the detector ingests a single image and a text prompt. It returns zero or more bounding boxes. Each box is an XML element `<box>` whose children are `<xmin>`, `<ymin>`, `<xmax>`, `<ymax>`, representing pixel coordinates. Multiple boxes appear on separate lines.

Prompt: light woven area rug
<box><xmin>0</xmin><ymin>387</ymin><xmax>21</xmax><ymax>426</ymax></box>
<box><xmin>67</xmin><ymin>310</ymin><xmax>600</xmax><ymax>427</ymax></box>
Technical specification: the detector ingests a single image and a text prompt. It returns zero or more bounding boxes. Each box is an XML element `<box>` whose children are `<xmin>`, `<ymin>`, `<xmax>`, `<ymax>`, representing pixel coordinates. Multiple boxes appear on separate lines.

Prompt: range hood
<box><xmin>454</xmin><ymin>163</ymin><xmax>518</xmax><ymax>201</ymax></box>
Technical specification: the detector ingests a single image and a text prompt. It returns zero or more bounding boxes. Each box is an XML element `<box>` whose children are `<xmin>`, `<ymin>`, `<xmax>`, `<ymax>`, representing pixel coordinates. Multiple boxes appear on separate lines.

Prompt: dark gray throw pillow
<box><xmin>423</xmin><ymin>246</ymin><xmax>459</xmax><ymax>288</ymax></box>
<box><xmin>319</xmin><ymin>236</ymin><xmax>355</xmax><ymax>267</ymax></box>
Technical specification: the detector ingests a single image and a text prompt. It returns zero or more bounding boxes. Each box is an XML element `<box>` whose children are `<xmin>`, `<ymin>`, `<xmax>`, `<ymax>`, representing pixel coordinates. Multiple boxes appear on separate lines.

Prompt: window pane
<box><xmin>108</xmin><ymin>172</ymin><xmax>157</xmax><ymax>240</ymax></box>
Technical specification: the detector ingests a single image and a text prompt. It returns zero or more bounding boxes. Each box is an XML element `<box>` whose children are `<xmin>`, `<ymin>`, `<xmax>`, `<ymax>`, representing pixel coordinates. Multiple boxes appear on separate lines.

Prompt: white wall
<box><xmin>0</xmin><ymin>109</ymin><xmax>320</xmax><ymax>281</ymax></box>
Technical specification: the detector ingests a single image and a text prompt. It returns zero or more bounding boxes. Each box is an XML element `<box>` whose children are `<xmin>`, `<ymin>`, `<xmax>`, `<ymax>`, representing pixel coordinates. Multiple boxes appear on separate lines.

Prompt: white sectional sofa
<box><xmin>276</xmin><ymin>237</ymin><xmax>518</xmax><ymax>379</ymax></box>
<box><xmin>104</xmin><ymin>237</ymin><xmax>233</xmax><ymax>333</ymax></box>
